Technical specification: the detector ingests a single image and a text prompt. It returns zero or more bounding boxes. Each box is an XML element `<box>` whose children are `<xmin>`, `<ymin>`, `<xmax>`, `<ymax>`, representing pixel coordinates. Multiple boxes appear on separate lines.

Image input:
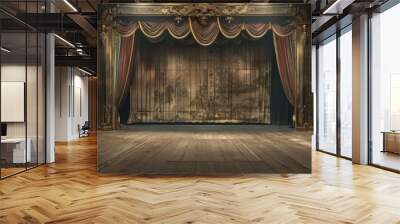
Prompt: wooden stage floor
<box><xmin>1</xmin><ymin>134</ymin><xmax>400</xmax><ymax>223</ymax></box>
<box><xmin>98</xmin><ymin>125</ymin><xmax>312</xmax><ymax>174</ymax></box>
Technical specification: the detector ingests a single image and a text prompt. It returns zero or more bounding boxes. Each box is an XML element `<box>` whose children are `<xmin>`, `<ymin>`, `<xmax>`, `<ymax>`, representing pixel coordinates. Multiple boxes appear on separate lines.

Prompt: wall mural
<box><xmin>128</xmin><ymin>34</ymin><xmax>272</xmax><ymax>123</ymax></box>
<box><xmin>97</xmin><ymin>3</ymin><xmax>312</xmax><ymax>174</ymax></box>
<box><xmin>98</xmin><ymin>3</ymin><xmax>312</xmax><ymax>129</ymax></box>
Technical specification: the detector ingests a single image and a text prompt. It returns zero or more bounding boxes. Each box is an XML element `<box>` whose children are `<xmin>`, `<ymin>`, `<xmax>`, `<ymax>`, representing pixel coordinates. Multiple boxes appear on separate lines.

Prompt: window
<box><xmin>339</xmin><ymin>27</ymin><xmax>352</xmax><ymax>158</ymax></box>
<box><xmin>317</xmin><ymin>35</ymin><xmax>337</xmax><ymax>154</ymax></box>
<box><xmin>371</xmin><ymin>3</ymin><xmax>400</xmax><ymax>171</ymax></box>
<box><xmin>316</xmin><ymin>25</ymin><xmax>353</xmax><ymax>158</ymax></box>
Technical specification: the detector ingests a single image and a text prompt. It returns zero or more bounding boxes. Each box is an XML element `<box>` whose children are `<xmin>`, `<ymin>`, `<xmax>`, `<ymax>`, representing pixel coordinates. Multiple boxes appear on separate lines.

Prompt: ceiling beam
<box><xmin>322</xmin><ymin>0</ymin><xmax>356</xmax><ymax>14</ymax></box>
<box><xmin>67</xmin><ymin>13</ymin><xmax>97</xmax><ymax>40</ymax></box>
<box><xmin>55</xmin><ymin>55</ymin><xmax>96</xmax><ymax>72</ymax></box>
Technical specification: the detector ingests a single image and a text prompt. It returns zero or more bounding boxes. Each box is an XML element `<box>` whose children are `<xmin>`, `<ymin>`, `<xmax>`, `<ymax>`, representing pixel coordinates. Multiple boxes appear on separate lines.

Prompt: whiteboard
<box><xmin>1</xmin><ymin>82</ymin><xmax>25</xmax><ymax>122</ymax></box>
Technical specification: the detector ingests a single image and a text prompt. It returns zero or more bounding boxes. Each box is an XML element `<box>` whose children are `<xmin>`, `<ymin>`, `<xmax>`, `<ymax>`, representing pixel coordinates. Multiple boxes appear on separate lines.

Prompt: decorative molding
<box><xmin>159</xmin><ymin>3</ymin><xmax>248</xmax><ymax>24</ymax></box>
<box><xmin>99</xmin><ymin>3</ymin><xmax>310</xmax><ymax>24</ymax></box>
<box><xmin>160</xmin><ymin>3</ymin><xmax>248</xmax><ymax>17</ymax></box>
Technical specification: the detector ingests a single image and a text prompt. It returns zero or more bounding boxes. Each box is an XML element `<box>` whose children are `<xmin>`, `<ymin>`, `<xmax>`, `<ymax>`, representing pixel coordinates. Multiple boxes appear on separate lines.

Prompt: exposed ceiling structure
<box><xmin>311</xmin><ymin>0</ymin><xmax>389</xmax><ymax>44</ymax></box>
<box><xmin>0</xmin><ymin>0</ymin><xmax>392</xmax><ymax>75</ymax></box>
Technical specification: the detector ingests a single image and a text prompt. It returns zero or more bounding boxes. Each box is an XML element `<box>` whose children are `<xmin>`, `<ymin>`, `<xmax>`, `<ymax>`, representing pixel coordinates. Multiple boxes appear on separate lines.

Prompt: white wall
<box><xmin>55</xmin><ymin>67</ymin><xmax>70</xmax><ymax>141</ymax></box>
<box><xmin>55</xmin><ymin>67</ymin><xmax>89</xmax><ymax>141</ymax></box>
<box><xmin>1</xmin><ymin>64</ymin><xmax>26</xmax><ymax>139</ymax></box>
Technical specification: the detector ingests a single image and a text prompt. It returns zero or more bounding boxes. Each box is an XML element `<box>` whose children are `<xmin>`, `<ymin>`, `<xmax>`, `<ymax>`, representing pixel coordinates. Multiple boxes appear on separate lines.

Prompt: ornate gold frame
<box><xmin>97</xmin><ymin>3</ymin><xmax>312</xmax><ymax>130</ymax></box>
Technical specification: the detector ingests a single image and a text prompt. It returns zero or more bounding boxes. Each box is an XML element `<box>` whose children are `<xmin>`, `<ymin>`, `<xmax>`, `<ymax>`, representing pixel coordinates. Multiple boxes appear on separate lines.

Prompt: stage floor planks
<box><xmin>98</xmin><ymin>125</ymin><xmax>311</xmax><ymax>174</ymax></box>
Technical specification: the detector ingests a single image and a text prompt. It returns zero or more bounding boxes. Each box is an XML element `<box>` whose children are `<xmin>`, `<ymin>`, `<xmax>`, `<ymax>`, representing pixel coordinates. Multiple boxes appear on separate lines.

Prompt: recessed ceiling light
<box><xmin>63</xmin><ymin>0</ymin><xmax>78</xmax><ymax>12</ymax></box>
<box><xmin>78</xmin><ymin>67</ymin><xmax>93</xmax><ymax>76</ymax></box>
<box><xmin>322</xmin><ymin>0</ymin><xmax>352</xmax><ymax>15</ymax></box>
<box><xmin>1</xmin><ymin>47</ymin><xmax>11</xmax><ymax>53</ymax></box>
<box><xmin>54</xmin><ymin>34</ymin><xmax>75</xmax><ymax>48</ymax></box>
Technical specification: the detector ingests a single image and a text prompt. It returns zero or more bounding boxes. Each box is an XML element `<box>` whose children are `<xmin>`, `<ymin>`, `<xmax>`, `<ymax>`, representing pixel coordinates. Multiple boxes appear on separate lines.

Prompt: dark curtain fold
<box><xmin>272</xmin><ymin>33</ymin><xmax>296</xmax><ymax>106</ymax></box>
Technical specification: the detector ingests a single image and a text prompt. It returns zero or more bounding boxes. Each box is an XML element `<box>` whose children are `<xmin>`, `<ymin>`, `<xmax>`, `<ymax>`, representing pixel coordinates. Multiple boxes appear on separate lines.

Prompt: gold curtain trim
<box><xmin>167</xmin><ymin>22</ymin><xmax>191</xmax><ymax>39</ymax></box>
<box><xmin>244</xmin><ymin>23</ymin><xmax>271</xmax><ymax>39</ymax></box>
<box><xmin>117</xmin><ymin>21</ymin><xmax>138</xmax><ymax>37</ymax></box>
<box><xmin>188</xmin><ymin>17</ymin><xmax>219</xmax><ymax>47</ymax></box>
<box><xmin>167</xmin><ymin>28</ymin><xmax>191</xmax><ymax>39</ymax></box>
<box><xmin>217</xmin><ymin>17</ymin><xmax>243</xmax><ymax>39</ymax></box>
<box><xmin>138</xmin><ymin>21</ymin><xmax>167</xmax><ymax>39</ymax></box>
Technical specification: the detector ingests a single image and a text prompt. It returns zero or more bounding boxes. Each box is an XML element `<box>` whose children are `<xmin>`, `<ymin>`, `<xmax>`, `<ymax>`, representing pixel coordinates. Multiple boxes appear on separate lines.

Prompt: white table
<box><xmin>1</xmin><ymin>138</ymin><xmax>31</xmax><ymax>163</ymax></box>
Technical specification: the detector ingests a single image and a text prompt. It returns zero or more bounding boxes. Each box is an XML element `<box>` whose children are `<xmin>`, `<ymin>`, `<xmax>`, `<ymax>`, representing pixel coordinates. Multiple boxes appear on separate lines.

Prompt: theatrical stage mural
<box><xmin>128</xmin><ymin>34</ymin><xmax>273</xmax><ymax>123</ymax></box>
<box><xmin>97</xmin><ymin>3</ymin><xmax>312</xmax><ymax>174</ymax></box>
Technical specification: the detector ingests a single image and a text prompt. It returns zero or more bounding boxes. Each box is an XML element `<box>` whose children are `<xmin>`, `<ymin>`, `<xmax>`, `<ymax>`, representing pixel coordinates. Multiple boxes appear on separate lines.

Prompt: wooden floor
<box><xmin>0</xmin><ymin>167</ymin><xmax>26</xmax><ymax>178</ymax></box>
<box><xmin>1</xmin><ymin>134</ymin><xmax>400</xmax><ymax>223</ymax></box>
<box><xmin>372</xmin><ymin>151</ymin><xmax>400</xmax><ymax>171</ymax></box>
<box><xmin>98</xmin><ymin>125</ymin><xmax>311</xmax><ymax>174</ymax></box>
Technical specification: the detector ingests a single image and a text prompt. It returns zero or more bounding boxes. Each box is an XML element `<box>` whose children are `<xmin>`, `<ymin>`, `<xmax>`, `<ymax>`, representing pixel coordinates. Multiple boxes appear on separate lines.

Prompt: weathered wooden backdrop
<box><xmin>128</xmin><ymin>34</ymin><xmax>273</xmax><ymax>123</ymax></box>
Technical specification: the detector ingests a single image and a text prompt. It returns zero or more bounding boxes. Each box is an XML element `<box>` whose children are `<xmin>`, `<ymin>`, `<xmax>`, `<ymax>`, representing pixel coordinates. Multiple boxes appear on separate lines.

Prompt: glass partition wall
<box><xmin>0</xmin><ymin>2</ymin><xmax>46</xmax><ymax>179</ymax></box>
<box><xmin>316</xmin><ymin>26</ymin><xmax>352</xmax><ymax>159</ymax></box>
<box><xmin>370</xmin><ymin>3</ymin><xmax>400</xmax><ymax>171</ymax></box>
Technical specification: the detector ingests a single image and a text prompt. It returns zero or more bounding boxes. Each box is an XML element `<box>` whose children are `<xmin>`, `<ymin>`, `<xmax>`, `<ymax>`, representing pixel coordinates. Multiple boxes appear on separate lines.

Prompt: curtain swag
<box><xmin>114</xmin><ymin>16</ymin><xmax>297</xmax><ymax>120</ymax></box>
<box><xmin>116</xmin><ymin>17</ymin><xmax>295</xmax><ymax>45</ymax></box>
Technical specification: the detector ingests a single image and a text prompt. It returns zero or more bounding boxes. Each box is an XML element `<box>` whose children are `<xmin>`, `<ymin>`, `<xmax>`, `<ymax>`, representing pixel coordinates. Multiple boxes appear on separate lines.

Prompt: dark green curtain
<box><xmin>119</xmin><ymin>92</ymin><xmax>131</xmax><ymax>125</ymax></box>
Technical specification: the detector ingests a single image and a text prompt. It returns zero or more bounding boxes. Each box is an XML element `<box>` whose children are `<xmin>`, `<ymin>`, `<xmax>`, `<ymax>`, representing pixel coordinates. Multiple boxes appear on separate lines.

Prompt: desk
<box><xmin>382</xmin><ymin>131</ymin><xmax>400</xmax><ymax>154</ymax></box>
<box><xmin>1</xmin><ymin>138</ymin><xmax>31</xmax><ymax>164</ymax></box>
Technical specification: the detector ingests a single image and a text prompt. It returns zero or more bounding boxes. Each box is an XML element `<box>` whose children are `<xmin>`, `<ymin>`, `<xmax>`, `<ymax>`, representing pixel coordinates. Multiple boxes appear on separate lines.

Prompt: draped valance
<box><xmin>115</xmin><ymin>17</ymin><xmax>295</xmax><ymax>46</ymax></box>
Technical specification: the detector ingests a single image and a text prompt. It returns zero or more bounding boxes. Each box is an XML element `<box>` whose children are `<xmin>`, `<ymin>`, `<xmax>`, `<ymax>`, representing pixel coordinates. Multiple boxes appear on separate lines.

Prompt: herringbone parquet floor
<box><xmin>1</xmin><ymin>133</ymin><xmax>400</xmax><ymax>223</ymax></box>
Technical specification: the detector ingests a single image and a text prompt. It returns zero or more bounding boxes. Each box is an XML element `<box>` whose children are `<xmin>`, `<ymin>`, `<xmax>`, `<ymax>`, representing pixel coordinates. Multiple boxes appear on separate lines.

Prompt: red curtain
<box><xmin>273</xmin><ymin>33</ymin><xmax>296</xmax><ymax>106</ymax></box>
<box><xmin>116</xmin><ymin>33</ymin><xmax>136</xmax><ymax>111</ymax></box>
